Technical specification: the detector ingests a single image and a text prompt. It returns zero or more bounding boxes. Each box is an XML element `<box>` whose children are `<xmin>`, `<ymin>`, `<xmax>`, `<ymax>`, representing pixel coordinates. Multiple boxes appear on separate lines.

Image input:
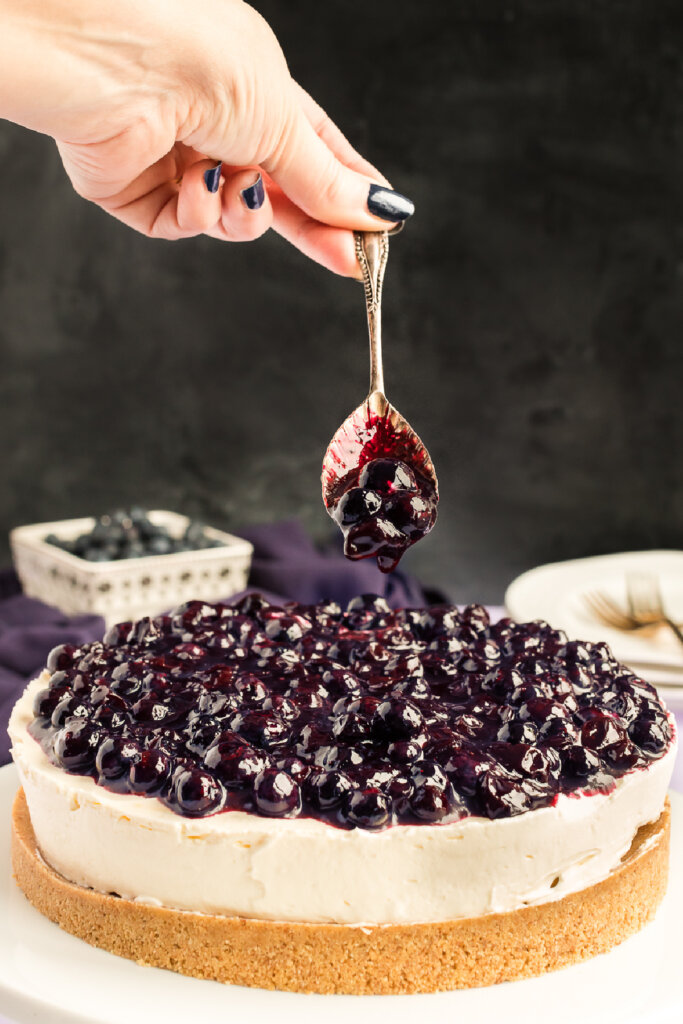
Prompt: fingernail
<box><xmin>240</xmin><ymin>173</ymin><xmax>265</xmax><ymax>210</ymax></box>
<box><xmin>203</xmin><ymin>162</ymin><xmax>222</xmax><ymax>194</ymax></box>
<box><xmin>367</xmin><ymin>184</ymin><xmax>414</xmax><ymax>222</ymax></box>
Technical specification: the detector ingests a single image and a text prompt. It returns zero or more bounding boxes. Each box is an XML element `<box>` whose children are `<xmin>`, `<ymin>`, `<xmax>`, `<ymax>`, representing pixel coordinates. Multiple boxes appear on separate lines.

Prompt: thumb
<box><xmin>263</xmin><ymin>102</ymin><xmax>414</xmax><ymax>231</ymax></box>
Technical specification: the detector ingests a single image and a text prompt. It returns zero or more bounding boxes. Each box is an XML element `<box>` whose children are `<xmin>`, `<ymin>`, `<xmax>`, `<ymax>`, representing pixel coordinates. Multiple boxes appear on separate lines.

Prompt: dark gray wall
<box><xmin>0</xmin><ymin>1</ymin><xmax>681</xmax><ymax>602</ymax></box>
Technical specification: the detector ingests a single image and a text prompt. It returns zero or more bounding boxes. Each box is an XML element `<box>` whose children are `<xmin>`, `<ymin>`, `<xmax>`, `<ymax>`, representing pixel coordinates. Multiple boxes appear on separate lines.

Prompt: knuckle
<box><xmin>221</xmin><ymin>215</ymin><xmax>271</xmax><ymax>243</ymax></box>
<box><xmin>316</xmin><ymin>159</ymin><xmax>348</xmax><ymax>212</ymax></box>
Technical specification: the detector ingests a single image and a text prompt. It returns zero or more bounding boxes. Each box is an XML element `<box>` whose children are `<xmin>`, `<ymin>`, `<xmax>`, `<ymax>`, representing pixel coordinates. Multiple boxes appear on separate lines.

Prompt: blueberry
<box><xmin>387</xmin><ymin>739</ymin><xmax>424</xmax><ymax>764</ymax></box>
<box><xmin>217</xmin><ymin>745</ymin><xmax>270</xmax><ymax>788</ymax></box>
<box><xmin>384</xmin><ymin>492</ymin><xmax>436</xmax><ymax>537</ymax></box>
<box><xmin>95</xmin><ymin>736</ymin><xmax>141</xmax><ymax>780</ymax></box>
<box><xmin>580</xmin><ymin>714</ymin><xmax>629</xmax><ymax>758</ymax></box>
<box><xmin>51</xmin><ymin>695</ymin><xmax>89</xmax><ymax>730</ymax></box>
<box><xmin>232</xmin><ymin>710</ymin><xmax>290</xmax><ymax>751</ymax></box>
<box><xmin>519</xmin><ymin>698</ymin><xmax>566</xmax><ymax>724</ymax></box>
<box><xmin>263</xmin><ymin>695</ymin><xmax>300</xmax><ymax>723</ymax></box>
<box><xmin>203</xmin><ymin>739</ymin><xmax>250</xmax><ymax>785</ymax></box>
<box><xmin>32</xmin><ymin>685</ymin><xmax>70</xmax><ymax>722</ymax></box>
<box><xmin>497</xmin><ymin>720</ymin><xmax>538</xmax><ymax>744</ymax></box>
<box><xmin>186</xmin><ymin>715</ymin><xmax>224</xmax><ymax>756</ymax></box>
<box><xmin>321</xmin><ymin>668</ymin><xmax>362</xmax><ymax>699</ymax></box>
<box><xmin>453</xmin><ymin>713</ymin><xmax>492</xmax><ymax>742</ymax></box>
<box><xmin>132</xmin><ymin>696</ymin><xmax>188</xmax><ymax>728</ymax></box>
<box><xmin>253</xmin><ymin>768</ymin><xmax>301</xmax><ymax>817</ymax></box>
<box><xmin>109</xmin><ymin>670</ymin><xmax>143</xmax><ymax>700</ymax></box>
<box><xmin>333</xmin><ymin>487</ymin><xmax>382</xmax><ymax>527</ymax></box>
<box><xmin>385</xmin><ymin>650</ymin><xmax>425</xmax><ymax>677</ymax></box>
<box><xmin>477</xmin><ymin>767</ymin><xmax>537</xmax><ymax>819</ymax></box>
<box><xmin>481</xmin><ymin>666</ymin><xmax>524</xmax><ymax>699</ymax></box>
<box><xmin>72</xmin><ymin>534</ymin><xmax>91</xmax><ymax>557</ymax></box>
<box><xmin>537</xmin><ymin>717</ymin><xmax>579</xmax><ymax>749</ymax></box>
<box><xmin>53</xmin><ymin>721</ymin><xmax>101</xmax><ymax>771</ymax></box>
<box><xmin>274</xmin><ymin>755</ymin><xmax>310</xmax><ymax>781</ymax></box>
<box><xmin>147</xmin><ymin>728</ymin><xmax>185</xmax><ymax>757</ymax></box>
<box><xmin>344</xmin><ymin>517</ymin><xmax>407</xmax><ymax>560</ymax></box>
<box><xmin>409</xmin><ymin>779</ymin><xmax>461</xmax><ymax>822</ymax></box>
<box><xmin>148</xmin><ymin>535</ymin><xmax>173</xmax><ymax>555</ymax></box>
<box><xmin>358</xmin><ymin>458</ymin><xmax>417</xmax><ymax>494</ymax></box>
<box><xmin>420</xmin><ymin>606</ymin><xmax>461</xmax><ymax>639</ymax></box>
<box><xmin>233</xmin><ymin>592</ymin><xmax>270</xmax><ymax>617</ymax></box>
<box><xmin>562</xmin><ymin>744</ymin><xmax>603</xmax><ymax>778</ymax></box>
<box><xmin>184</xmin><ymin>520</ymin><xmax>209</xmax><ymax>545</ymax></box>
<box><xmin>628</xmin><ymin>712</ymin><xmax>671</xmax><ymax>756</ymax></box>
<box><xmin>128</xmin><ymin>750</ymin><xmax>172</xmax><ymax>793</ymax></box>
<box><xmin>346</xmin><ymin>594</ymin><xmax>391</xmax><ymax>615</ymax></box>
<box><xmin>171</xmin><ymin>768</ymin><xmax>226</xmax><ymax>817</ymax></box>
<box><xmin>264</xmin><ymin>614</ymin><xmax>307</xmax><ymax>643</ymax></box>
<box><xmin>171</xmin><ymin>600</ymin><xmax>218</xmax><ymax>632</ymax></box>
<box><xmin>391</xmin><ymin>677</ymin><xmax>432</xmax><ymax>702</ymax></box>
<box><xmin>120</xmin><ymin>542</ymin><xmax>145</xmax><ymax>559</ymax></box>
<box><xmin>493</xmin><ymin>743</ymin><xmax>550</xmax><ymax>783</ymax></box>
<box><xmin>47</xmin><ymin>644</ymin><xmax>81</xmax><ymax>673</ymax></box>
<box><xmin>344</xmin><ymin>787</ymin><xmax>391</xmax><ymax>829</ymax></box>
<box><xmin>445</xmin><ymin>749</ymin><xmax>488</xmax><ymax>796</ymax></box>
<box><xmin>233</xmin><ymin>673</ymin><xmax>269</xmax><ymax>704</ymax></box>
<box><xmin>462</xmin><ymin>604</ymin><xmax>491</xmax><ymax>632</ymax></box>
<box><xmin>92</xmin><ymin>694</ymin><xmax>129</xmax><ymax>731</ymax></box>
<box><xmin>374</xmin><ymin>698</ymin><xmax>424</xmax><ymax>739</ymax></box>
<box><xmin>304</xmin><ymin>769</ymin><xmax>352</xmax><ymax>810</ymax></box>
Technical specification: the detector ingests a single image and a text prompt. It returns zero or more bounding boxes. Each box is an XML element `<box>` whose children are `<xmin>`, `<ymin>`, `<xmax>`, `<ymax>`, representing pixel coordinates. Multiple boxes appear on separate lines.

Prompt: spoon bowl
<box><xmin>321</xmin><ymin>232</ymin><xmax>439</xmax><ymax>571</ymax></box>
<box><xmin>321</xmin><ymin>389</ymin><xmax>438</xmax><ymax>511</ymax></box>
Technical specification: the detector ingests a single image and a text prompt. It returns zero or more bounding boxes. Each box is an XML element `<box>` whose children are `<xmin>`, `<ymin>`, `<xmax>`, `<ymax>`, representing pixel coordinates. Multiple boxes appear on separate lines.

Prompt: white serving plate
<box><xmin>0</xmin><ymin>764</ymin><xmax>681</xmax><ymax>1024</ymax></box>
<box><xmin>10</xmin><ymin>511</ymin><xmax>253</xmax><ymax>627</ymax></box>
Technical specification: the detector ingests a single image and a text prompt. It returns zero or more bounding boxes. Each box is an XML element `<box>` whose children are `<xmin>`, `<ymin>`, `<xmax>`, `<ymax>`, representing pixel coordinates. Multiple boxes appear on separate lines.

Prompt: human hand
<box><xmin>2</xmin><ymin>0</ymin><xmax>414</xmax><ymax>276</ymax></box>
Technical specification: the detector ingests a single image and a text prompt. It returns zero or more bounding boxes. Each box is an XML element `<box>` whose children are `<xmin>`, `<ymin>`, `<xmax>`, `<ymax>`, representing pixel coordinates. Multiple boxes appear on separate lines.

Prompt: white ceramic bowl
<box><xmin>10</xmin><ymin>511</ymin><xmax>253</xmax><ymax>627</ymax></box>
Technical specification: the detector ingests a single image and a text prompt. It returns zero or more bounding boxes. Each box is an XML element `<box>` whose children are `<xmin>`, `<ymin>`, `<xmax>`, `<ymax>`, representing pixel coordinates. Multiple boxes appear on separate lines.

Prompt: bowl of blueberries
<box><xmin>10</xmin><ymin>508</ymin><xmax>253</xmax><ymax>627</ymax></box>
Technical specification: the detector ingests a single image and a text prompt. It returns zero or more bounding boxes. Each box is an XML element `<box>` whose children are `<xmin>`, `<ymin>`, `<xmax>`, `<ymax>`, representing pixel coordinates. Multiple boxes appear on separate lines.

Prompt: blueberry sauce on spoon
<box><xmin>322</xmin><ymin>233</ymin><xmax>438</xmax><ymax>572</ymax></box>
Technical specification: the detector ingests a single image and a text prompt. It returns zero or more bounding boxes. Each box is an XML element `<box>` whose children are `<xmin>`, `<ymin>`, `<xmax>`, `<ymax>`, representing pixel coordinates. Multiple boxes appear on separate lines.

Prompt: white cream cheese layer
<box><xmin>9</xmin><ymin>675</ymin><xmax>677</xmax><ymax>926</ymax></box>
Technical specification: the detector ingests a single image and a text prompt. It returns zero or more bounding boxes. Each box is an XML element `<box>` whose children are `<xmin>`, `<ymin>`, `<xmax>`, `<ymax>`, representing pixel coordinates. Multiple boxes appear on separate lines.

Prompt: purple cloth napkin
<box><xmin>0</xmin><ymin>520</ymin><xmax>444</xmax><ymax>767</ymax></box>
<box><xmin>238</xmin><ymin>519</ymin><xmax>439</xmax><ymax>609</ymax></box>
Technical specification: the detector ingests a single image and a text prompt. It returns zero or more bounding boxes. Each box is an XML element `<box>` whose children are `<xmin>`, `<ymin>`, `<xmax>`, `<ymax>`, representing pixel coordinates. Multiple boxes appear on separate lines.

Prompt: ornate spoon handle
<box><xmin>354</xmin><ymin>231</ymin><xmax>389</xmax><ymax>397</ymax></box>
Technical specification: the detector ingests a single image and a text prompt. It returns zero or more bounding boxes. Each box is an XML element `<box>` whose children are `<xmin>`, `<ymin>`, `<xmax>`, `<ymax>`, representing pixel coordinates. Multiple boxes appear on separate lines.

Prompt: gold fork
<box><xmin>583</xmin><ymin>576</ymin><xmax>683</xmax><ymax>649</ymax></box>
<box><xmin>582</xmin><ymin>590</ymin><xmax>656</xmax><ymax>633</ymax></box>
<box><xmin>626</xmin><ymin>573</ymin><xmax>683</xmax><ymax>648</ymax></box>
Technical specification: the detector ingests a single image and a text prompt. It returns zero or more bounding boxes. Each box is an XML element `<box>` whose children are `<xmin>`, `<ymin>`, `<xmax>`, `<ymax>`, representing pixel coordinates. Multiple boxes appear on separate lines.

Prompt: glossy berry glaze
<box><xmin>323</xmin><ymin>411</ymin><xmax>437</xmax><ymax>572</ymax></box>
<box><xmin>28</xmin><ymin>594</ymin><xmax>673</xmax><ymax>830</ymax></box>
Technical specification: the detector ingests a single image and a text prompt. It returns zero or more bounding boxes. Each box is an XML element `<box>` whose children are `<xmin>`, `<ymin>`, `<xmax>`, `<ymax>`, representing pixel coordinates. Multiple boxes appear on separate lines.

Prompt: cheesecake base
<box><xmin>11</xmin><ymin>788</ymin><xmax>670</xmax><ymax>995</ymax></box>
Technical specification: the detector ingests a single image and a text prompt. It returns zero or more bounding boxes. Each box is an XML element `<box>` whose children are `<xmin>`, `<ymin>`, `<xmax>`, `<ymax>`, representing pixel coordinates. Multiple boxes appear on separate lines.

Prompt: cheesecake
<box><xmin>8</xmin><ymin>594</ymin><xmax>677</xmax><ymax>993</ymax></box>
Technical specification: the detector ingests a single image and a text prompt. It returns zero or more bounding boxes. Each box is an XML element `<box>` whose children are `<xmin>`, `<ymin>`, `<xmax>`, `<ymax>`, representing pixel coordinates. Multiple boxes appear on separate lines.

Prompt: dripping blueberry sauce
<box><xmin>323</xmin><ymin>410</ymin><xmax>438</xmax><ymax>572</ymax></box>
<box><xmin>28</xmin><ymin>594</ymin><xmax>673</xmax><ymax>830</ymax></box>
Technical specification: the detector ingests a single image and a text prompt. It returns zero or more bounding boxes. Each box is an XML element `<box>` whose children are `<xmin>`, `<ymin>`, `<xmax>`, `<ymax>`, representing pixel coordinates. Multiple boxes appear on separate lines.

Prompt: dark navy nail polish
<box><xmin>203</xmin><ymin>162</ymin><xmax>222</xmax><ymax>194</ymax></box>
<box><xmin>240</xmin><ymin>174</ymin><xmax>265</xmax><ymax>210</ymax></box>
<box><xmin>367</xmin><ymin>184</ymin><xmax>414</xmax><ymax>222</ymax></box>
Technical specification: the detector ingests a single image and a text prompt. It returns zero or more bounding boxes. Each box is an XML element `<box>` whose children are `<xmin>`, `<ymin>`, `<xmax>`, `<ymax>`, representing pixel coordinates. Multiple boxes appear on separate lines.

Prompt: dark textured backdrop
<box><xmin>0</xmin><ymin>1</ymin><xmax>681</xmax><ymax>602</ymax></box>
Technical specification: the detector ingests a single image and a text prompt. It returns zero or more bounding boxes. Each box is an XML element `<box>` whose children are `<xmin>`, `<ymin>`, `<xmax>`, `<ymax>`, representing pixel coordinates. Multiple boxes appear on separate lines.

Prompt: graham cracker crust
<box><xmin>10</xmin><ymin>787</ymin><xmax>670</xmax><ymax>995</ymax></box>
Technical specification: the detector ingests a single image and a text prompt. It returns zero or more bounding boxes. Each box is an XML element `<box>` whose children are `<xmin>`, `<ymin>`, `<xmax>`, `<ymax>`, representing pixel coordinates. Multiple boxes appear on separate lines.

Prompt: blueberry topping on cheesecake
<box><xmin>27</xmin><ymin>595</ymin><xmax>674</xmax><ymax>829</ymax></box>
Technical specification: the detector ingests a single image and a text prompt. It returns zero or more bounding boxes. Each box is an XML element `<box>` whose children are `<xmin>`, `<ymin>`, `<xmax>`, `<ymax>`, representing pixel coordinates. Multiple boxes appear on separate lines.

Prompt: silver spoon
<box><xmin>321</xmin><ymin>231</ymin><xmax>438</xmax><ymax>565</ymax></box>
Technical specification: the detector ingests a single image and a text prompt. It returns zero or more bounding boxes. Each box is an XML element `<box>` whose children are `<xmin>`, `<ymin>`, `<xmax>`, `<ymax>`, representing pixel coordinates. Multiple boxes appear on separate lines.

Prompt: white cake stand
<box><xmin>1</xmin><ymin>763</ymin><xmax>681</xmax><ymax>1024</ymax></box>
